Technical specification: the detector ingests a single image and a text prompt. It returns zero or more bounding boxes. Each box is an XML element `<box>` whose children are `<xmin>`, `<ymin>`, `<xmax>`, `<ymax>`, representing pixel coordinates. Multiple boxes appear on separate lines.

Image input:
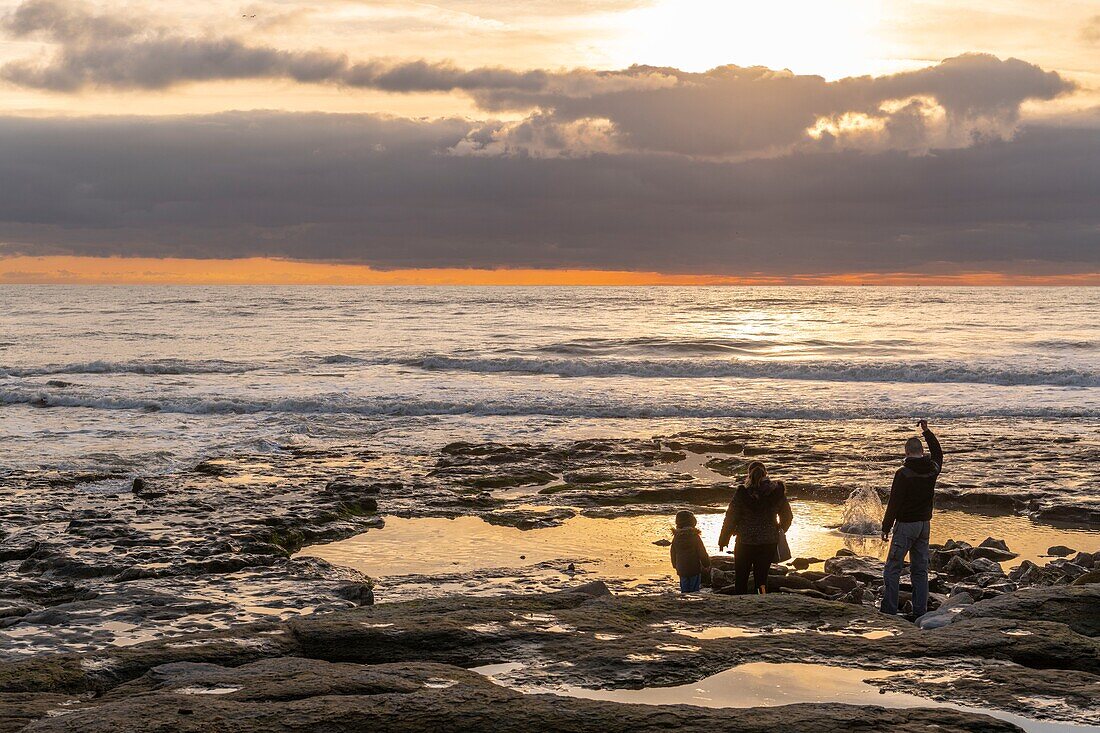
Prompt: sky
<box><xmin>0</xmin><ymin>0</ymin><xmax>1098</xmax><ymax>284</ymax></box>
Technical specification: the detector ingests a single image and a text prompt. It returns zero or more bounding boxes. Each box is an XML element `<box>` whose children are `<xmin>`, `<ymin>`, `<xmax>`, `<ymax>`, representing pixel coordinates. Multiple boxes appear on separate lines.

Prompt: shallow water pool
<box><xmin>299</xmin><ymin>501</ymin><xmax>1098</xmax><ymax>583</ymax></box>
<box><xmin>476</xmin><ymin>662</ymin><xmax>1099</xmax><ymax>733</ymax></box>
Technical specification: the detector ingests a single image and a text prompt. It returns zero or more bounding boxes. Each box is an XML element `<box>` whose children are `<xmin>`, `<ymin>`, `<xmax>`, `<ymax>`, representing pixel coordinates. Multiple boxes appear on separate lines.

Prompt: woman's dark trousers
<box><xmin>734</xmin><ymin>542</ymin><xmax>775</xmax><ymax>594</ymax></box>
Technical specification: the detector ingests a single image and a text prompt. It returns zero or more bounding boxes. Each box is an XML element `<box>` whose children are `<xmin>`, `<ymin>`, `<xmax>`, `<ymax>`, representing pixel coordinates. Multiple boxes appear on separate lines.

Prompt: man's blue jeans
<box><xmin>881</xmin><ymin>520</ymin><xmax>930</xmax><ymax>617</ymax></box>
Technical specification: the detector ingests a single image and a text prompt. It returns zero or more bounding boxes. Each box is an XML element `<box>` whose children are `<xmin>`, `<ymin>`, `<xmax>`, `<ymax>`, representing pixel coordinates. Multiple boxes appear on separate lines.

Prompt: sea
<box><xmin>1</xmin><ymin>285</ymin><xmax>1098</xmax><ymax>503</ymax></box>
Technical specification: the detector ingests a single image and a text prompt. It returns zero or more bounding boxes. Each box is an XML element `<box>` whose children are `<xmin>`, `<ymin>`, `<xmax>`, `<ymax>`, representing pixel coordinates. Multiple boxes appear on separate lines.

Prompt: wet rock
<box><xmin>767</xmin><ymin>574</ymin><xmax>818</xmax><ymax>593</ymax></box>
<box><xmin>942</xmin><ymin>556</ymin><xmax>975</xmax><ymax>579</ymax></box>
<box><xmin>980</xmin><ymin>581</ymin><xmax>1017</xmax><ymax>595</ymax></box>
<box><xmin>833</xmin><ymin>548</ymin><xmax>856</xmax><ymax>558</ymax></box>
<box><xmin>333</xmin><ymin>583</ymin><xmax>375</xmax><ymax>606</ymax></box>
<box><xmin>482</xmin><ymin>508</ymin><xmax>575</xmax><ymax>530</ymax></box>
<box><xmin>0</xmin><ymin>539</ymin><xmax>40</xmax><ymax>563</ymax></box>
<box><xmin>929</xmin><ymin>547</ymin><xmax>967</xmax><ymax>571</ymax></box>
<box><xmin>7</xmin><ymin>583</ymin><xmax>1099</xmax><ymax>726</ymax></box>
<box><xmin>1047</xmin><ymin>545</ymin><xmax>1075</xmax><ymax>557</ymax></box>
<box><xmin>8</xmin><ymin>656</ymin><xmax>1025</xmax><ymax>733</ymax></box>
<box><xmin>0</xmin><ymin>691</ymin><xmax>74</xmax><ymax>733</ymax></box>
<box><xmin>1070</xmin><ymin>552</ymin><xmax>1095</xmax><ymax>569</ymax></box>
<box><xmin>776</xmin><ymin>587</ymin><xmax>831</xmax><ymax>600</ymax></box>
<box><xmin>652</xmin><ymin>539</ymin><xmax>671</xmax><ymax>547</ymax></box>
<box><xmin>324</xmin><ymin>477</ymin><xmax>382</xmax><ymax>495</ymax></box>
<box><xmin>461</xmin><ymin>470</ymin><xmax>558</xmax><ymax>490</ymax></box>
<box><xmin>1046</xmin><ymin>559</ymin><xmax>1087</xmax><ymax>580</ymax></box>
<box><xmin>970</xmin><ymin>546</ymin><xmax>1018</xmax><ymax>562</ymax></box>
<box><xmin>665</xmin><ymin>439</ymin><xmax>744</xmax><ymax>454</ymax></box>
<box><xmin>968</xmin><ymin>558</ymin><xmax>1004</xmax><ymax>576</ymax></box>
<box><xmin>130</xmin><ymin>478</ymin><xmax>167</xmax><ymax>500</ymax></box>
<box><xmin>1071</xmin><ymin>570</ymin><xmax>1100</xmax><ymax>585</ymax></box>
<box><xmin>978</xmin><ymin>537</ymin><xmax>1011</xmax><ymax>553</ymax></box>
<box><xmin>815</xmin><ymin>574</ymin><xmax>858</xmax><ymax>593</ymax></box>
<box><xmin>916</xmin><ymin>592</ymin><xmax>974</xmax><ymax>630</ymax></box>
<box><xmin>957</xmin><ymin>585</ymin><xmax>1100</xmax><ymax>637</ymax></box>
<box><xmin>790</xmin><ymin>557</ymin><xmax>823</xmax><ymax>570</ymax></box>
<box><xmin>703</xmin><ymin>457</ymin><xmax>748</xmax><ymax>476</ymax></box>
<box><xmin>192</xmin><ymin>460</ymin><xmax>231</xmax><ymax>477</ymax></box>
<box><xmin>709</xmin><ymin>568</ymin><xmax>734</xmax><ymax>591</ymax></box>
<box><xmin>822</xmin><ymin>556</ymin><xmax>884</xmax><ymax>582</ymax></box>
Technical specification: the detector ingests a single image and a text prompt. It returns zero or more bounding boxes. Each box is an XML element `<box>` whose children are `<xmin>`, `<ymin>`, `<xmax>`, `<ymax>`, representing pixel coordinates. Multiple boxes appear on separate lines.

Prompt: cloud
<box><xmin>468</xmin><ymin>55</ymin><xmax>1075</xmax><ymax>156</ymax></box>
<box><xmin>0</xmin><ymin>110</ymin><xmax>1096</xmax><ymax>275</ymax></box>
<box><xmin>1</xmin><ymin>1</ymin><xmax>1076</xmax><ymax>157</ymax></box>
<box><xmin>1083</xmin><ymin>15</ymin><xmax>1100</xmax><ymax>44</ymax></box>
<box><xmin>0</xmin><ymin>0</ymin><xmax>555</xmax><ymax>92</ymax></box>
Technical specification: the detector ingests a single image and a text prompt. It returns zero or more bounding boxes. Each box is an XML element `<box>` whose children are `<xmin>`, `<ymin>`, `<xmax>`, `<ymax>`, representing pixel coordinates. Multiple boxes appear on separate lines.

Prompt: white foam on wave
<box><xmin>2</xmin><ymin>387</ymin><xmax>1097</xmax><ymax>419</ymax></box>
<box><xmin>0</xmin><ymin>359</ymin><xmax>257</xmax><ymax>377</ymax></box>
<box><xmin>398</xmin><ymin>355</ymin><xmax>1100</xmax><ymax>388</ymax></box>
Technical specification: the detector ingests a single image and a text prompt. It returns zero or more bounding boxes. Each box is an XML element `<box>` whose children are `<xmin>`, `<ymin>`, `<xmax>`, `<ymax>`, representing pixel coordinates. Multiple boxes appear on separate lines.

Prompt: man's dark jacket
<box><xmin>882</xmin><ymin>429</ymin><xmax>943</xmax><ymax>533</ymax></box>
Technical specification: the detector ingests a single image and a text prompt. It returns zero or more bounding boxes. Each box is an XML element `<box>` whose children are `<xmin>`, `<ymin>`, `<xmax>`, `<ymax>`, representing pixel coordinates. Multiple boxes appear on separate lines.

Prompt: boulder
<box><xmin>1047</xmin><ymin>560</ymin><xmax>1088</xmax><ymax>580</ymax></box>
<box><xmin>1071</xmin><ymin>570</ymin><xmax>1100</xmax><ymax>586</ymax></box>
<box><xmin>1008</xmin><ymin>560</ymin><xmax>1038</xmax><ymax>582</ymax></box>
<box><xmin>957</xmin><ymin>585</ymin><xmax>1100</xmax><ymax>636</ymax></box>
<box><xmin>970</xmin><ymin>546</ymin><xmax>1018</xmax><ymax>562</ymax></box>
<box><xmin>767</xmin><ymin>574</ymin><xmax>818</xmax><ymax>593</ymax></box>
<box><xmin>930</xmin><ymin>548</ymin><xmax>968</xmax><ymax>571</ymax></box>
<box><xmin>1047</xmin><ymin>545</ymin><xmax>1075</xmax><ymax>557</ymax></box>
<box><xmin>1070</xmin><ymin>552</ymin><xmax>1095</xmax><ymax>569</ymax></box>
<box><xmin>790</xmin><ymin>557</ymin><xmax>824</xmax><ymax>571</ymax></box>
<box><xmin>777</xmin><ymin>587</ymin><xmax>831</xmax><ymax>600</ymax></box>
<box><xmin>708</xmin><ymin>555</ymin><xmax>737</xmax><ymax>573</ymax></box>
<box><xmin>978</xmin><ymin>537</ymin><xmax>1011</xmax><ymax>553</ymax></box>
<box><xmin>968</xmin><ymin>557</ymin><xmax>1005</xmax><ymax>576</ymax></box>
<box><xmin>710</xmin><ymin>569</ymin><xmax>734</xmax><ymax>591</ymax></box>
<box><xmin>942</xmin><ymin>556</ymin><xmax>975</xmax><ymax>579</ymax></box>
<box><xmin>333</xmin><ymin>583</ymin><xmax>375</xmax><ymax>606</ymax></box>
<box><xmin>915</xmin><ymin>591</ymin><xmax>974</xmax><ymax>630</ymax></box>
<box><xmin>822</xmin><ymin>556</ymin><xmax>884</xmax><ymax>582</ymax></box>
<box><xmin>815</xmin><ymin>574</ymin><xmax>859</xmax><ymax>593</ymax></box>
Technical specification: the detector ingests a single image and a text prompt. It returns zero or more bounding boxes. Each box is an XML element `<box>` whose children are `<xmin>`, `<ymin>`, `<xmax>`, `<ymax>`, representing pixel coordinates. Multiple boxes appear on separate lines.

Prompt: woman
<box><xmin>718</xmin><ymin>461</ymin><xmax>794</xmax><ymax>594</ymax></box>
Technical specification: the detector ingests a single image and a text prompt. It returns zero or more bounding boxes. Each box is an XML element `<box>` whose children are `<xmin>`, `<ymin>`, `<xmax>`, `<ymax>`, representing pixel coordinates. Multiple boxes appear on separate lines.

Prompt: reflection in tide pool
<box><xmin>546</xmin><ymin>662</ymin><xmax>1095</xmax><ymax>733</ymax></box>
<box><xmin>299</xmin><ymin>501</ymin><xmax>1099</xmax><ymax>583</ymax></box>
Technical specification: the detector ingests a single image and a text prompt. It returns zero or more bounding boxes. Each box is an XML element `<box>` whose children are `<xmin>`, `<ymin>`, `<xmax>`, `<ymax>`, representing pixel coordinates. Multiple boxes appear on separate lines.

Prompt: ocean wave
<box><xmin>0</xmin><ymin>359</ymin><xmax>258</xmax><ymax>377</ymax></box>
<box><xmin>318</xmin><ymin>354</ymin><xmax>365</xmax><ymax>364</ymax></box>
<box><xmin>532</xmin><ymin>336</ymin><xmax>914</xmax><ymax>356</ymax></box>
<box><xmin>2</xmin><ymin>388</ymin><xmax>1097</xmax><ymax>419</ymax></box>
<box><xmin>1030</xmin><ymin>339</ymin><xmax>1097</xmax><ymax>350</ymax></box>
<box><xmin>398</xmin><ymin>355</ymin><xmax>1100</xmax><ymax>387</ymax></box>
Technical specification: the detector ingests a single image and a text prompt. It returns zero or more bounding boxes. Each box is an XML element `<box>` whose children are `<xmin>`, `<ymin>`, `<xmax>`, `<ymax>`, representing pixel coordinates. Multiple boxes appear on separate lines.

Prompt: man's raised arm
<box><xmin>921</xmin><ymin>419</ymin><xmax>943</xmax><ymax>469</ymax></box>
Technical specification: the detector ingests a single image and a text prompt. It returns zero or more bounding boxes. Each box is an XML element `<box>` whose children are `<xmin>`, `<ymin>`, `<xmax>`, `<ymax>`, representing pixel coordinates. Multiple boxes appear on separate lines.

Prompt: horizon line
<box><xmin>1</xmin><ymin>256</ymin><xmax>1098</xmax><ymax>286</ymax></box>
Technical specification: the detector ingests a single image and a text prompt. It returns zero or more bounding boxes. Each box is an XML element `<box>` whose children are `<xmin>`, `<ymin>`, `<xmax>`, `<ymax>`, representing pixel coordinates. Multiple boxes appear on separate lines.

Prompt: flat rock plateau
<box><xmin>2</xmin><ymin>427</ymin><xmax>1098</xmax><ymax>731</ymax></box>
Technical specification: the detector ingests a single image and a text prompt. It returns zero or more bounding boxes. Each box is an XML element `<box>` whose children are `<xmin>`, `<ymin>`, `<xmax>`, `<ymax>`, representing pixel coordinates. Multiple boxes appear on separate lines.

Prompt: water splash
<box><xmin>840</xmin><ymin>486</ymin><xmax>883</xmax><ymax>535</ymax></box>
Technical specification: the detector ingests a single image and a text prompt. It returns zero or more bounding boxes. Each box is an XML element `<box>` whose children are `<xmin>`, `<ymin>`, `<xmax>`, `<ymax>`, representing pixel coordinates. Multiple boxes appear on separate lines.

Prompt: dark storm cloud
<box><xmin>1</xmin><ymin>1</ymin><xmax>1076</xmax><ymax>156</ymax></box>
<box><xmin>470</xmin><ymin>55</ymin><xmax>1075</xmax><ymax>156</ymax></box>
<box><xmin>0</xmin><ymin>111</ymin><xmax>1097</xmax><ymax>274</ymax></box>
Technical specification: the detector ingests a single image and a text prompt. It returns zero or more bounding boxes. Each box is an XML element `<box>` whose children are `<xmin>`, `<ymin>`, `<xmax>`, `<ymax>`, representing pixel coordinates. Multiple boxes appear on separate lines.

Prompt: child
<box><xmin>670</xmin><ymin>510</ymin><xmax>710</xmax><ymax>593</ymax></box>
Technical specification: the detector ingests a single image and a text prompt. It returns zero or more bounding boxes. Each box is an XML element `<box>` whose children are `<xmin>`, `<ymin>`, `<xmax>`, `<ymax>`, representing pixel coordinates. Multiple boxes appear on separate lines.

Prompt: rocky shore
<box><xmin>1</xmin><ymin>581</ymin><xmax>1097</xmax><ymax>732</ymax></box>
<box><xmin>1</xmin><ymin>428</ymin><xmax>1098</xmax><ymax>730</ymax></box>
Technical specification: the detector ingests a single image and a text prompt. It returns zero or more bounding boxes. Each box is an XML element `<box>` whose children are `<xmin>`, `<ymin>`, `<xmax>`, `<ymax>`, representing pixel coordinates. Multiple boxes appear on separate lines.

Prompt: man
<box><xmin>880</xmin><ymin>419</ymin><xmax>942</xmax><ymax>619</ymax></box>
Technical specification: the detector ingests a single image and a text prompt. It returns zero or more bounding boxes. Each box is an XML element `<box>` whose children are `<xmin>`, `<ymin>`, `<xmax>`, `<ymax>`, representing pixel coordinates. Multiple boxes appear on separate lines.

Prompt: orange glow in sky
<box><xmin>1</xmin><ymin>257</ymin><xmax>1096</xmax><ymax>286</ymax></box>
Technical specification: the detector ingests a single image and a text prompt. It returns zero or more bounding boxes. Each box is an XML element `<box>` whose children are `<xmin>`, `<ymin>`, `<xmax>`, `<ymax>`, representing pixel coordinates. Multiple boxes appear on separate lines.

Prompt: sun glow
<box><xmin>606</xmin><ymin>0</ymin><xmax>895</xmax><ymax>79</ymax></box>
